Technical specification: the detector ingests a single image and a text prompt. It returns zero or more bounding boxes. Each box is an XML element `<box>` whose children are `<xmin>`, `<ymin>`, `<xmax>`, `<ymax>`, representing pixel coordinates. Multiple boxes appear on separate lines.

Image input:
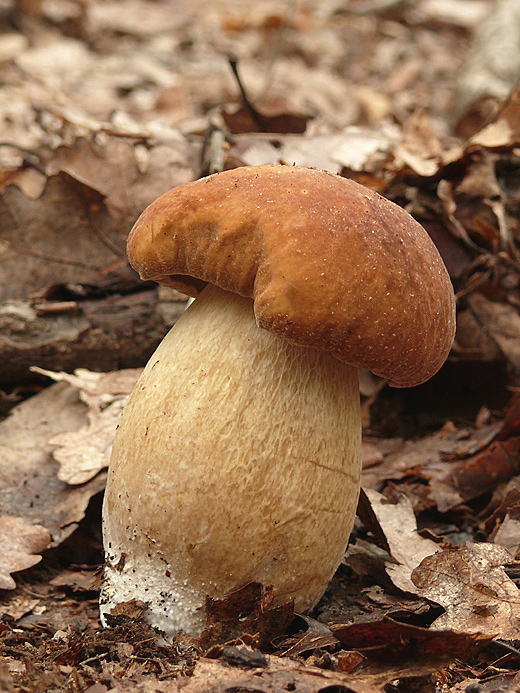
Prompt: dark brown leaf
<box><xmin>333</xmin><ymin>616</ymin><xmax>490</xmax><ymax>660</ymax></box>
<box><xmin>199</xmin><ymin>582</ymin><xmax>294</xmax><ymax>651</ymax></box>
<box><xmin>448</xmin><ymin>438</ymin><xmax>520</xmax><ymax>503</ymax></box>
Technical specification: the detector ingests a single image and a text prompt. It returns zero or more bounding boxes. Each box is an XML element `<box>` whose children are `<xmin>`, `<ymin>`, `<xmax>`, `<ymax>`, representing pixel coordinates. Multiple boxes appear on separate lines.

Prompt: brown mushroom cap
<box><xmin>128</xmin><ymin>165</ymin><xmax>455</xmax><ymax>387</ymax></box>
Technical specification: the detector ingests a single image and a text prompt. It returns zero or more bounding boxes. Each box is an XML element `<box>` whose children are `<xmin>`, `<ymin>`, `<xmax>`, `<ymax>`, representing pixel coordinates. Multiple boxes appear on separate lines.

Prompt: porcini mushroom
<box><xmin>100</xmin><ymin>165</ymin><xmax>455</xmax><ymax>638</ymax></box>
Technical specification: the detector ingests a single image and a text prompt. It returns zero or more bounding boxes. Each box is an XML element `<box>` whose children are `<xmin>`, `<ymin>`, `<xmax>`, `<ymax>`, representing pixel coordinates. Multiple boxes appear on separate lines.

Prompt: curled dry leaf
<box><xmin>465</xmin><ymin>83</ymin><xmax>520</xmax><ymax>150</ymax></box>
<box><xmin>34</xmin><ymin>367</ymin><xmax>141</xmax><ymax>485</ymax></box>
<box><xmin>412</xmin><ymin>543</ymin><xmax>520</xmax><ymax>639</ymax></box>
<box><xmin>0</xmin><ymin>516</ymin><xmax>51</xmax><ymax>589</ymax></box>
<box><xmin>360</xmin><ymin>489</ymin><xmax>439</xmax><ymax>594</ymax></box>
<box><xmin>444</xmin><ymin>437</ymin><xmax>520</xmax><ymax>508</ymax></box>
<box><xmin>486</xmin><ymin>477</ymin><xmax>520</xmax><ymax>557</ymax></box>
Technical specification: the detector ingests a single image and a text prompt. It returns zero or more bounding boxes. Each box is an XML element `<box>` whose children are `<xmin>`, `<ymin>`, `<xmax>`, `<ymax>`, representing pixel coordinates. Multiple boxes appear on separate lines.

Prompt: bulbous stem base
<box><xmin>101</xmin><ymin>285</ymin><xmax>361</xmax><ymax>637</ymax></box>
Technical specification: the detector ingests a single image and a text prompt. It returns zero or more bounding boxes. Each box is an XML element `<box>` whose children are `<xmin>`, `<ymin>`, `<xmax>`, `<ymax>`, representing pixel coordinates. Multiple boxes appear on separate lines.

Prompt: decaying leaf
<box><xmin>362</xmin><ymin>409</ymin><xmax>520</xmax><ymax>514</ymax></box>
<box><xmin>467</xmin><ymin>86</ymin><xmax>520</xmax><ymax>149</ymax></box>
<box><xmin>0</xmin><ymin>594</ymin><xmax>41</xmax><ymax>621</ymax></box>
<box><xmin>486</xmin><ymin>476</ymin><xmax>520</xmax><ymax>555</ymax></box>
<box><xmin>46</xmin><ymin>137</ymin><xmax>195</xmax><ymax>220</ymax></box>
<box><xmin>33</xmin><ymin>367</ymin><xmax>141</xmax><ymax>484</ymax></box>
<box><xmin>444</xmin><ymin>437</ymin><xmax>520</xmax><ymax>507</ymax></box>
<box><xmin>360</xmin><ymin>423</ymin><xmax>463</xmax><ymax>495</ymax></box>
<box><xmin>0</xmin><ymin>137</ymin><xmax>195</xmax><ymax>303</ymax></box>
<box><xmin>0</xmin><ymin>172</ymin><xmax>124</xmax><ymax>303</ymax></box>
<box><xmin>0</xmin><ymin>516</ymin><xmax>50</xmax><ymax>590</ymax></box>
<box><xmin>412</xmin><ymin>543</ymin><xmax>520</xmax><ymax>639</ymax></box>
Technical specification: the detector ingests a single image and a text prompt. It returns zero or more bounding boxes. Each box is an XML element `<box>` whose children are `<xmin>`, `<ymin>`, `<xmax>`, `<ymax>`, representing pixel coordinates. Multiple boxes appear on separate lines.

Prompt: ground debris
<box><xmin>4</xmin><ymin>0</ymin><xmax>520</xmax><ymax>690</ymax></box>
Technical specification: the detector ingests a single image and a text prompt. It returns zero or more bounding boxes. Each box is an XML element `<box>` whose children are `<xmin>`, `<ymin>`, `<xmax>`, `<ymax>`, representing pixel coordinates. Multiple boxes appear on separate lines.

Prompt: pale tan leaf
<box><xmin>34</xmin><ymin>367</ymin><xmax>141</xmax><ymax>485</ymax></box>
<box><xmin>363</xmin><ymin>489</ymin><xmax>439</xmax><ymax>593</ymax></box>
<box><xmin>49</xmin><ymin>399</ymin><xmax>127</xmax><ymax>485</ymax></box>
<box><xmin>0</xmin><ymin>516</ymin><xmax>50</xmax><ymax>590</ymax></box>
<box><xmin>493</xmin><ymin>516</ymin><xmax>520</xmax><ymax>559</ymax></box>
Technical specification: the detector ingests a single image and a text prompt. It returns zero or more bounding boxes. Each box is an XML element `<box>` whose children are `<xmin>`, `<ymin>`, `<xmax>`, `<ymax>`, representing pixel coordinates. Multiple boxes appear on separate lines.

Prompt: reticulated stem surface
<box><xmin>101</xmin><ymin>284</ymin><xmax>361</xmax><ymax>637</ymax></box>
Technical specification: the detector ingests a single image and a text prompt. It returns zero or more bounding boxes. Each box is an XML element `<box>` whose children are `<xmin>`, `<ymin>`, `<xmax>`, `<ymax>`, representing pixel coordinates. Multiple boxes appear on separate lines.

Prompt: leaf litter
<box><xmin>4</xmin><ymin>0</ymin><xmax>520</xmax><ymax>691</ymax></box>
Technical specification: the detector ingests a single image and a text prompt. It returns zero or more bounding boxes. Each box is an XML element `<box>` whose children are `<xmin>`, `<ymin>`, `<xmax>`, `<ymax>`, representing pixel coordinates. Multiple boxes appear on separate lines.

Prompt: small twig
<box><xmin>17</xmin><ymin>583</ymin><xmax>48</xmax><ymax>599</ymax></box>
<box><xmin>228</xmin><ymin>56</ymin><xmax>265</xmax><ymax>132</ymax></box>
<box><xmin>200</xmin><ymin>122</ymin><xmax>231</xmax><ymax>177</ymax></box>
<box><xmin>487</xmin><ymin>197</ymin><xmax>520</xmax><ymax>262</ymax></box>
<box><xmin>132</xmin><ymin>637</ymin><xmax>157</xmax><ymax>647</ymax></box>
<box><xmin>79</xmin><ymin>651</ymin><xmax>109</xmax><ymax>668</ymax></box>
<box><xmin>128</xmin><ymin>654</ymin><xmax>163</xmax><ymax>673</ymax></box>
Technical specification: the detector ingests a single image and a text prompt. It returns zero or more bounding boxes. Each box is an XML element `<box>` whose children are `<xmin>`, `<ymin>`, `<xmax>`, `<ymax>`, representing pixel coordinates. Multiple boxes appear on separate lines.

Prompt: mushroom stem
<box><xmin>101</xmin><ymin>284</ymin><xmax>362</xmax><ymax>638</ymax></box>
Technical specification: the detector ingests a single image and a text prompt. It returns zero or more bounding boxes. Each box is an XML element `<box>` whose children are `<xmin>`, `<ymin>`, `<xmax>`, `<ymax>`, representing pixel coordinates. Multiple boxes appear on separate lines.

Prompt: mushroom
<box><xmin>100</xmin><ymin>165</ymin><xmax>455</xmax><ymax>638</ymax></box>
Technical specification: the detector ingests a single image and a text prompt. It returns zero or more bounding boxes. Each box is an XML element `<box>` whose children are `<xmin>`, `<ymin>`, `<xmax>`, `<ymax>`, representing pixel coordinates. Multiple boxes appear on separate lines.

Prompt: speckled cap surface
<box><xmin>128</xmin><ymin>165</ymin><xmax>456</xmax><ymax>387</ymax></box>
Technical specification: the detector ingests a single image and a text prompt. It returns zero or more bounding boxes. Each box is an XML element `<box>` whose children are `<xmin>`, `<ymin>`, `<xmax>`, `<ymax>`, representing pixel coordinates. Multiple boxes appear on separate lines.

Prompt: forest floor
<box><xmin>2</xmin><ymin>0</ymin><xmax>520</xmax><ymax>691</ymax></box>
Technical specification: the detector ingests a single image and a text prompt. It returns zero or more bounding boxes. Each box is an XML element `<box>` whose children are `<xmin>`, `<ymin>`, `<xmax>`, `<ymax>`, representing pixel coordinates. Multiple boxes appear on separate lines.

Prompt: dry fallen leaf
<box><xmin>235</xmin><ymin>125</ymin><xmax>397</xmax><ymax>175</ymax></box>
<box><xmin>0</xmin><ymin>516</ymin><xmax>50</xmax><ymax>590</ymax></box>
<box><xmin>46</xmin><ymin>136</ymin><xmax>195</xmax><ymax>220</ymax></box>
<box><xmin>0</xmin><ymin>171</ymin><xmax>124</xmax><ymax>302</ymax></box>
<box><xmin>412</xmin><ymin>542</ymin><xmax>520</xmax><ymax>639</ymax></box>
<box><xmin>493</xmin><ymin>516</ymin><xmax>520</xmax><ymax>558</ymax></box>
<box><xmin>0</xmin><ymin>380</ymin><xmax>106</xmax><ymax>553</ymax></box>
<box><xmin>0</xmin><ymin>594</ymin><xmax>40</xmax><ymax>620</ymax></box>
<box><xmin>178</xmin><ymin>640</ymin><xmax>471</xmax><ymax>693</ymax></box>
<box><xmin>1</xmin><ymin>136</ymin><xmax>195</xmax><ymax>303</ymax></box>
<box><xmin>466</xmin><ymin>292</ymin><xmax>520</xmax><ymax>376</ymax></box>
<box><xmin>34</xmin><ymin>367</ymin><xmax>141</xmax><ymax>485</ymax></box>
<box><xmin>359</xmin><ymin>489</ymin><xmax>439</xmax><ymax>594</ymax></box>
<box><xmin>393</xmin><ymin>108</ymin><xmax>444</xmax><ymax>177</ymax></box>
<box><xmin>178</xmin><ymin>653</ymin><xmax>383</xmax><ymax>693</ymax></box>
<box><xmin>333</xmin><ymin>616</ymin><xmax>490</xmax><ymax>663</ymax></box>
